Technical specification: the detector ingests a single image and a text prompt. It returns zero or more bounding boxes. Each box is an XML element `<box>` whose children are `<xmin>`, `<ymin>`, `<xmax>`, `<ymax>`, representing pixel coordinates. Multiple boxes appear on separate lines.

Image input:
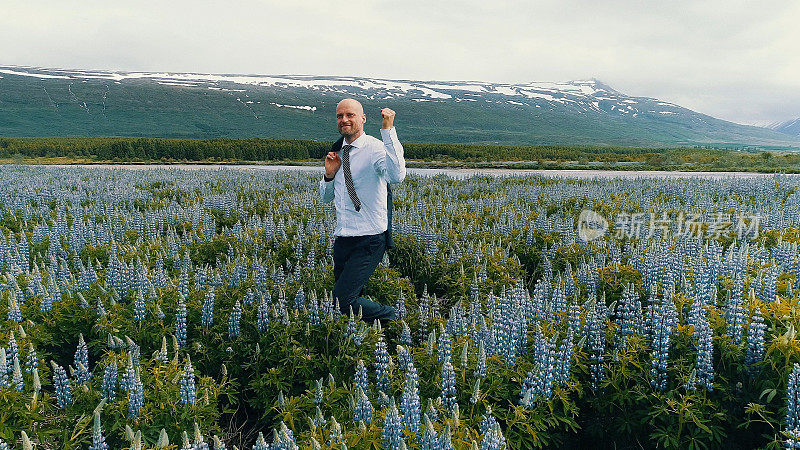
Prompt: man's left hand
<box><xmin>380</xmin><ymin>108</ymin><xmax>395</xmax><ymax>129</ymax></box>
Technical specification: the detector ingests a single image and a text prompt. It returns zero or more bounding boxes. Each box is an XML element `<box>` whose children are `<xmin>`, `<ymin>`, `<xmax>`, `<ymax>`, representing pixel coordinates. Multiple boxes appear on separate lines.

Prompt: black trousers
<box><xmin>333</xmin><ymin>232</ymin><xmax>396</xmax><ymax>325</ymax></box>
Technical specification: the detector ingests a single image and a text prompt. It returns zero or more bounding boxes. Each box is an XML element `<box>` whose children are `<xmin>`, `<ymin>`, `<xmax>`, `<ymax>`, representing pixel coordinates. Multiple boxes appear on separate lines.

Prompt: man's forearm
<box><xmin>380</xmin><ymin>127</ymin><xmax>406</xmax><ymax>183</ymax></box>
<box><xmin>320</xmin><ymin>177</ymin><xmax>335</xmax><ymax>203</ymax></box>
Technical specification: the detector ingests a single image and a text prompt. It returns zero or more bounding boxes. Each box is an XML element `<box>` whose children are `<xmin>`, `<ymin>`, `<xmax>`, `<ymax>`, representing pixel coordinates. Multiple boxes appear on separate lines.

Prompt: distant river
<box><xmin>41</xmin><ymin>164</ymin><xmax>788</xmax><ymax>179</ymax></box>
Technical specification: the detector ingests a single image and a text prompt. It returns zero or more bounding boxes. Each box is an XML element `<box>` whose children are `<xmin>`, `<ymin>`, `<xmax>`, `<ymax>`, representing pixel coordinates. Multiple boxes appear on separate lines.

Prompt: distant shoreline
<box><xmin>5</xmin><ymin>163</ymin><xmax>792</xmax><ymax>179</ymax></box>
<box><xmin>1</xmin><ymin>158</ymin><xmax>797</xmax><ymax>174</ymax></box>
<box><xmin>1</xmin><ymin>135</ymin><xmax>798</xmax><ymax>173</ymax></box>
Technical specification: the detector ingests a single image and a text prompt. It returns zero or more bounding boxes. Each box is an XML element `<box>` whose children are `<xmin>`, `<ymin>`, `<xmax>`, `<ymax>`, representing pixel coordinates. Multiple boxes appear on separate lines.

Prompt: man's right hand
<box><xmin>325</xmin><ymin>151</ymin><xmax>341</xmax><ymax>179</ymax></box>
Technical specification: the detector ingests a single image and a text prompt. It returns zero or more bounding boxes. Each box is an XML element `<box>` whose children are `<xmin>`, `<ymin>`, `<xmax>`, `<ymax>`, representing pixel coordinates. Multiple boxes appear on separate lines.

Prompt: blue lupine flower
<box><xmin>257</xmin><ymin>292</ymin><xmax>270</xmax><ymax>333</ymax></box>
<box><xmin>585</xmin><ymin>297</ymin><xmax>606</xmax><ymax>390</ymax></box>
<box><xmin>202</xmin><ymin>288</ymin><xmax>215</xmax><ymax>327</ymax></box>
<box><xmin>308</xmin><ymin>292</ymin><xmax>320</xmax><ymax>326</ymax></box>
<box><xmin>327</xmin><ymin>417</ymin><xmax>344</xmax><ymax>446</ymax></box>
<box><xmin>420</xmin><ymin>415</ymin><xmax>439</xmax><ymax>450</ymax></box>
<box><xmin>252</xmin><ymin>432</ymin><xmax>269</xmax><ymax>450</ymax></box>
<box><xmin>438</xmin><ymin>327</ymin><xmax>452</xmax><ymax>365</ymax></box>
<box><xmin>746</xmin><ymin>304</ymin><xmax>766</xmax><ymax>368</ymax></box>
<box><xmin>89</xmin><ymin>412</ymin><xmax>110</xmax><ymax>450</ymax></box>
<box><xmin>354</xmin><ymin>359</ymin><xmax>369</xmax><ymax>394</ymax></box>
<box><xmin>694</xmin><ymin>313</ymin><xmax>714</xmax><ymax>391</ymax></box>
<box><xmin>128</xmin><ymin>368</ymin><xmax>144</xmax><ymax>418</ymax></box>
<box><xmin>520</xmin><ymin>328</ymin><xmax>555</xmax><ymax>407</ymax></box>
<box><xmin>568</xmin><ymin>300</ymin><xmax>581</xmax><ymax>336</ymax></box>
<box><xmin>650</xmin><ymin>302</ymin><xmax>674</xmax><ymax>392</ymax></box>
<box><xmin>180</xmin><ymin>357</ymin><xmax>197</xmax><ymax>405</ymax></box>
<box><xmin>156</xmin><ymin>337</ymin><xmax>169</xmax><ymax>365</ymax></box>
<box><xmin>11</xmin><ymin>357</ymin><xmax>23</xmax><ymax>391</ymax></box>
<box><xmin>176</xmin><ymin>296</ymin><xmax>188</xmax><ymax>348</ymax></box>
<box><xmin>481</xmin><ymin>423</ymin><xmax>507</xmax><ymax>450</ymax></box>
<box><xmin>616</xmin><ymin>283</ymin><xmax>643</xmax><ymax>348</ymax></box>
<box><xmin>121</xmin><ymin>354</ymin><xmax>135</xmax><ymax>392</ymax></box>
<box><xmin>0</xmin><ymin>349</ymin><xmax>7</xmax><ymax>388</ymax></box>
<box><xmin>41</xmin><ymin>288</ymin><xmax>53</xmax><ymax>312</ymax></box>
<box><xmin>480</xmin><ymin>408</ymin><xmax>499</xmax><ymax>436</ymax></box>
<box><xmin>74</xmin><ymin>334</ymin><xmax>92</xmax><ymax>384</ymax></box>
<box><xmin>491</xmin><ymin>291</ymin><xmax>521</xmax><ymax>365</ymax></box>
<box><xmin>7</xmin><ymin>332</ymin><xmax>19</xmax><ymax>371</ymax></box>
<box><xmin>726</xmin><ymin>276</ymin><xmax>746</xmax><ymax>345</ymax></box>
<box><xmin>102</xmin><ymin>361</ymin><xmax>118</xmax><ymax>401</ymax></box>
<box><xmin>475</xmin><ymin>340</ymin><xmax>487</xmax><ymax>379</ymax></box>
<box><xmin>272</xmin><ymin>421</ymin><xmax>298</xmax><ymax>449</ymax></box>
<box><xmin>785</xmin><ymin>363</ymin><xmax>800</xmax><ymax>448</ymax></box>
<box><xmin>51</xmin><ymin>361</ymin><xmax>73</xmax><ymax>409</ymax></box>
<box><xmin>441</xmin><ymin>361</ymin><xmax>457</xmax><ymax>415</ymax></box>
<box><xmin>7</xmin><ymin>297</ymin><xmax>22</xmax><ymax>323</ymax></box>
<box><xmin>96</xmin><ymin>298</ymin><xmax>106</xmax><ymax>318</ymax></box>
<box><xmin>312</xmin><ymin>405</ymin><xmax>327</xmax><ymax>428</ymax></box>
<box><xmin>400</xmin><ymin>320</ymin><xmax>413</xmax><ymax>346</ymax></box>
<box><xmin>353</xmin><ymin>386</ymin><xmax>373</xmax><ymax>424</ymax></box>
<box><xmin>553</xmin><ymin>331</ymin><xmax>574</xmax><ymax>386</ymax></box>
<box><xmin>134</xmin><ymin>289</ymin><xmax>146</xmax><ymax>321</ymax></box>
<box><xmin>213</xmin><ymin>436</ymin><xmax>227</xmax><ymax>450</ymax></box>
<box><xmin>400</xmin><ymin>354</ymin><xmax>421</xmax><ymax>435</ymax></box>
<box><xmin>425</xmin><ymin>398</ymin><xmax>439</xmax><ymax>423</ymax></box>
<box><xmin>439</xmin><ymin>423</ymin><xmax>455</xmax><ymax>450</ymax></box>
<box><xmin>25</xmin><ymin>343</ymin><xmax>38</xmax><ymax>374</ymax></box>
<box><xmin>0</xmin><ymin>438</ymin><xmax>8</xmax><ymax>450</ymax></box>
<box><xmin>395</xmin><ymin>291</ymin><xmax>407</xmax><ymax>320</ymax></box>
<box><xmin>375</xmin><ymin>335</ymin><xmax>391</xmax><ymax>396</ymax></box>
<box><xmin>382</xmin><ymin>400</ymin><xmax>404</xmax><ymax>449</ymax></box>
<box><xmin>293</xmin><ymin>287</ymin><xmax>305</xmax><ymax>311</ymax></box>
<box><xmin>314</xmin><ymin>377</ymin><xmax>323</xmax><ymax>405</ymax></box>
<box><xmin>228</xmin><ymin>300</ymin><xmax>242</xmax><ymax>339</ymax></box>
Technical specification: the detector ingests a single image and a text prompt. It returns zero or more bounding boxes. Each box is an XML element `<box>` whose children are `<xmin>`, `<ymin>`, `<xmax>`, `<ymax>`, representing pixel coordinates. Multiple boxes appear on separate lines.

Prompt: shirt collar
<box><xmin>343</xmin><ymin>132</ymin><xmax>367</xmax><ymax>149</ymax></box>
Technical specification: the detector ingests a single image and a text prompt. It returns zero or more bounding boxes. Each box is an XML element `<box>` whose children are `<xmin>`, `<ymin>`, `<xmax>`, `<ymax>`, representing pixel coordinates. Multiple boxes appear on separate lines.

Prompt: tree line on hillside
<box><xmin>0</xmin><ymin>136</ymin><xmax>796</xmax><ymax>170</ymax></box>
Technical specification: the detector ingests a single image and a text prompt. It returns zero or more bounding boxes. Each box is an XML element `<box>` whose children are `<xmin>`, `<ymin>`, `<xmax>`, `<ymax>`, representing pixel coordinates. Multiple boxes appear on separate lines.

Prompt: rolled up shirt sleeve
<box><xmin>375</xmin><ymin>127</ymin><xmax>406</xmax><ymax>184</ymax></box>
<box><xmin>320</xmin><ymin>176</ymin><xmax>335</xmax><ymax>204</ymax></box>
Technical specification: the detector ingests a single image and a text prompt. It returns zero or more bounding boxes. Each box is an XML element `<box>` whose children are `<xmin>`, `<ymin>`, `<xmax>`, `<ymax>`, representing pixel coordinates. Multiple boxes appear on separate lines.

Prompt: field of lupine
<box><xmin>2</xmin><ymin>166</ymin><xmax>800</xmax><ymax>449</ymax></box>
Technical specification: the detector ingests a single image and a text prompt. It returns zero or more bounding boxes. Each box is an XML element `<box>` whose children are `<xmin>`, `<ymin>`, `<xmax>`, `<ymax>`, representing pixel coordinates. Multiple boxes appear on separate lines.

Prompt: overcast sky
<box><xmin>2</xmin><ymin>0</ymin><xmax>798</xmax><ymax>125</ymax></box>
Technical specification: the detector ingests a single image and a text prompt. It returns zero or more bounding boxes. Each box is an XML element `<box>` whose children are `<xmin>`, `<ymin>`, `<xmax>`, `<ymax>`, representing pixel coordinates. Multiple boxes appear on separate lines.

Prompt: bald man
<box><xmin>320</xmin><ymin>99</ymin><xmax>406</xmax><ymax>324</ymax></box>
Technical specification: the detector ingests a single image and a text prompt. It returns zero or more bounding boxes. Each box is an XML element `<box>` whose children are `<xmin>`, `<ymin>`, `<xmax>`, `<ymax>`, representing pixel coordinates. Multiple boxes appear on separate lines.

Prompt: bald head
<box><xmin>337</xmin><ymin>98</ymin><xmax>364</xmax><ymax>115</ymax></box>
<box><xmin>336</xmin><ymin>98</ymin><xmax>367</xmax><ymax>141</ymax></box>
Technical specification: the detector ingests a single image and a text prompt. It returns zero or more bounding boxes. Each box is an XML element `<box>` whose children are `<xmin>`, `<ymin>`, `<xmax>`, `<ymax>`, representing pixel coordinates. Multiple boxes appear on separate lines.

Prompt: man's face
<box><xmin>336</xmin><ymin>100</ymin><xmax>366</xmax><ymax>138</ymax></box>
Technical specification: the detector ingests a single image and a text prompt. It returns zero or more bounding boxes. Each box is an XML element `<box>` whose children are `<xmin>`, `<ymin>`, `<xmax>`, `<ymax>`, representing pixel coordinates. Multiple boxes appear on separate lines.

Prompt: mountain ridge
<box><xmin>768</xmin><ymin>118</ymin><xmax>800</xmax><ymax>138</ymax></box>
<box><xmin>1</xmin><ymin>65</ymin><xmax>797</xmax><ymax>148</ymax></box>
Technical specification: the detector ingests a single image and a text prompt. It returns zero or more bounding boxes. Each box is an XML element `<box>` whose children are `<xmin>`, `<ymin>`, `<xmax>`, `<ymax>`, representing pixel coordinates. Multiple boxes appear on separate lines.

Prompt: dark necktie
<box><xmin>340</xmin><ymin>144</ymin><xmax>361</xmax><ymax>211</ymax></box>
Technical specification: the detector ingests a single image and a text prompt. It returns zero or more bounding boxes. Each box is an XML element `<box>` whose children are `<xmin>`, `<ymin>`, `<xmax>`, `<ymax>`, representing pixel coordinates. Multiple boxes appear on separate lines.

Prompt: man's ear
<box><xmin>362</xmin><ymin>114</ymin><xmax>367</xmax><ymax>124</ymax></box>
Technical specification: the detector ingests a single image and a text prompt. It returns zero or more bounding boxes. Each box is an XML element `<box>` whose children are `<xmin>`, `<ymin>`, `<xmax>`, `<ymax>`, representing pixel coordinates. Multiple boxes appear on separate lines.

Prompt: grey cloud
<box><xmin>0</xmin><ymin>0</ymin><xmax>797</xmax><ymax>123</ymax></box>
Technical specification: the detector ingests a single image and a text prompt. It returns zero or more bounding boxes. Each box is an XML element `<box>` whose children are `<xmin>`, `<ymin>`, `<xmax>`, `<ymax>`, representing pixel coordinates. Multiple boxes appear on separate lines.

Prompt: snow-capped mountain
<box><xmin>1</xmin><ymin>65</ymin><xmax>797</xmax><ymax>148</ymax></box>
<box><xmin>768</xmin><ymin>118</ymin><xmax>800</xmax><ymax>138</ymax></box>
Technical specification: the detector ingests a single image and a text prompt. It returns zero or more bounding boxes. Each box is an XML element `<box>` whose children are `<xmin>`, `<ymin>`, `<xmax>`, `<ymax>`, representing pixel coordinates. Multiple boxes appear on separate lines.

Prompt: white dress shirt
<box><xmin>320</xmin><ymin>127</ymin><xmax>406</xmax><ymax>237</ymax></box>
